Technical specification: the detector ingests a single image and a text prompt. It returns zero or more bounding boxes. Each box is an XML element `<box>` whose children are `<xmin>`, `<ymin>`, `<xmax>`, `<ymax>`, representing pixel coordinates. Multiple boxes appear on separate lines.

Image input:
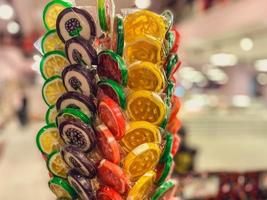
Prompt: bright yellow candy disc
<box><xmin>127</xmin><ymin>90</ymin><xmax>166</xmax><ymax>125</ymax></box>
<box><xmin>124</xmin><ymin>10</ymin><xmax>167</xmax><ymax>43</ymax></box>
<box><xmin>40</xmin><ymin>51</ymin><xmax>69</xmax><ymax>80</ymax></box>
<box><xmin>127</xmin><ymin>170</ymin><xmax>156</xmax><ymax>200</ymax></box>
<box><xmin>127</xmin><ymin>61</ymin><xmax>165</xmax><ymax>92</ymax></box>
<box><xmin>42</xmin><ymin>30</ymin><xmax>65</xmax><ymax>54</ymax></box>
<box><xmin>123</xmin><ymin>143</ymin><xmax>161</xmax><ymax>181</ymax></box>
<box><xmin>121</xmin><ymin>121</ymin><xmax>161</xmax><ymax>152</ymax></box>
<box><xmin>42</xmin><ymin>76</ymin><xmax>66</xmax><ymax>106</ymax></box>
<box><xmin>43</xmin><ymin>1</ymin><xmax>71</xmax><ymax>30</ymax></box>
<box><xmin>124</xmin><ymin>37</ymin><xmax>163</xmax><ymax>65</ymax></box>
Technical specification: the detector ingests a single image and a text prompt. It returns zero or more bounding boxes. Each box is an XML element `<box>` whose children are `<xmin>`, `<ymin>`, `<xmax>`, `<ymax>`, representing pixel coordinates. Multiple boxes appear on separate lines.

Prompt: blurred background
<box><xmin>0</xmin><ymin>0</ymin><xmax>267</xmax><ymax>199</ymax></box>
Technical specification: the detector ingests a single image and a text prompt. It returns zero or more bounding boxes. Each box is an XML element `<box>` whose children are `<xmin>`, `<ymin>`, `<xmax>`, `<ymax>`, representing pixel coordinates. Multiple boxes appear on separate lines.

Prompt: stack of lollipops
<box><xmin>36</xmin><ymin>0</ymin><xmax>182</xmax><ymax>199</ymax></box>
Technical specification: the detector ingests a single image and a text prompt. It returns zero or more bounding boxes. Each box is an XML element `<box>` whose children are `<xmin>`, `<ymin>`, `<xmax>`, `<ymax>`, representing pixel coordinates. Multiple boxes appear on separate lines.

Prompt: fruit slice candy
<box><xmin>56</xmin><ymin>107</ymin><xmax>91</xmax><ymax>127</ymax></box>
<box><xmin>161</xmin><ymin>10</ymin><xmax>174</xmax><ymax>32</ymax></box>
<box><xmin>127</xmin><ymin>170</ymin><xmax>156</xmax><ymax>200</ymax></box>
<box><xmin>123</xmin><ymin>143</ymin><xmax>161</xmax><ymax>181</ymax></box>
<box><xmin>46</xmin><ymin>105</ymin><xmax>58</xmax><ymax>124</ymax></box>
<box><xmin>43</xmin><ymin>0</ymin><xmax>71</xmax><ymax>30</ymax></box>
<box><xmin>67</xmin><ymin>169</ymin><xmax>97</xmax><ymax>200</ymax></box>
<box><xmin>124</xmin><ymin>10</ymin><xmax>166</xmax><ymax>43</ymax></box>
<box><xmin>171</xmin><ymin>134</ymin><xmax>180</xmax><ymax>156</ymax></box>
<box><xmin>111</xmin><ymin>15</ymin><xmax>124</xmax><ymax>56</ymax></box>
<box><xmin>160</xmin><ymin>133</ymin><xmax>173</xmax><ymax>163</ymax></box>
<box><xmin>156</xmin><ymin>154</ymin><xmax>173</xmax><ymax>186</ymax></box>
<box><xmin>127</xmin><ymin>90</ymin><xmax>166</xmax><ymax>125</ymax></box>
<box><xmin>98</xmin><ymin>79</ymin><xmax>126</xmax><ymax>109</ymax></box>
<box><xmin>56</xmin><ymin>7</ymin><xmax>96</xmax><ymax>42</ymax></box>
<box><xmin>127</xmin><ymin>61</ymin><xmax>165</xmax><ymax>92</ymax></box>
<box><xmin>56</xmin><ymin>91</ymin><xmax>96</xmax><ymax>117</ymax></box>
<box><xmin>49</xmin><ymin>177</ymin><xmax>77</xmax><ymax>199</ymax></box>
<box><xmin>61</xmin><ymin>146</ymin><xmax>96</xmax><ymax>178</ymax></box>
<box><xmin>42</xmin><ymin>30</ymin><xmax>65</xmax><ymax>54</ymax></box>
<box><xmin>97</xmin><ymin>159</ymin><xmax>129</xmax><ymax>194</ymax></box>
<box><xmin>40</xmin><ymin>51</ymin><xmax>69</xmax><ymax>80</ymax></box>
<box><xmin>124</xmin><ymin>37</ymin><xmax>163</xmax><ymax>65</ymax></box>
<box><xmin>62</xmin><ymin>64</ymin><xmax>95</xmax><ymax>97</ymax></box>
<box><xmin>166</xmin><ymin>117</ymin><xmax>182</xmax><ymax>135</ymax></box>
<box><xmin>97</xmin><ymin>186</ymin><xmax>123</xmax><ymax>200</ymax></box>
<box><xmin>65</xmin><ymin>37</ymin><xmax>97</xmax><ymax>66</ymax></box>
<box><xmin>121</xmin><ymin>121</ymin><xmax>161</xmax><ymax>152</ymax></box>
<box><xmin>98</xmin><ymin>96</ymin><xmax>126</xmax><ymax>140</ymax></box>
<box><xmin>97</xmin><ymin>0</ymin><xmax>115</xmax><ymax>32</ymax></box>
<box><xmin>58</xmin><ymin>118</ymin><xmax>96</xmax><ymax>152</ymax></box>
<box><xmin>164</xmin><ymin>54</ymin><xmax>179</xmax><ymax>79</ymax></box>
<box><xmin>151</xmin><ymin>180</ymin><xmax>176</xmax><ymax>200</ymax></box>
<box><xmin>47</xmin><ymin>151</ymin><xmax>69</xmax><ymax>178</ymax></box>
<box><xmin>42</xmin><ymin>76</ymin><xmax>66</xmax><ymax>106</ymax></box>
<box><xmin>36</xmin><ymin>124</ymin><xmax>63</xmax><ymax>155</ymax></box>
<box><xmin>97</xmin><ymin>50</ymin><xmax>127</xmax><ymax>86</ymax></box>
<box><xmin>170</xmin><ymin>27</ymin><xmax>181</xmax><ymax>53</ymax></box>
<box><xmin>96</xmin><ymin>124</ymin><xmax>120</xmax><ymax>164</ymax></box>
<box><xmin>168</xmin><ymin>96</ymin><xmax>181</xmax><ymax>123</ymax></box>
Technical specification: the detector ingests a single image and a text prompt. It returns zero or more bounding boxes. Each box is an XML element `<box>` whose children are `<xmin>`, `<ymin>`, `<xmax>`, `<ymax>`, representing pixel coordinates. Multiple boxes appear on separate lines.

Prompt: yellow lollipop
<box><xmin>124</xmin><ymin>10</ymin><xmax>167</xmax><ymax>43</ymax></box>
<box><xmin>123</xmin><ymin>143</ymin><xmax>161</xmax><ymax>181</ymax></box>
<box><xmin>127</xmin><ymin>90</ymin><xmax>166</xmax><ymax>125</ymax></box>
<box><xmin>124</xmin><ymin>37</ymin><xmax>163</xmax><ymax>65</ymax></box>
<box><xmin>127</xmin><ymin>170</ymin><xmax>156</xmax><ymax>200</ymax></box>
<box><xmin>121</xmin><ymin>121</ymin><xmax>161</xmax><ymax>152</ymax></box>
<box><xmin>127</xmin><ymin>61</ymin><xmax>165</xmax><ymax>92</ymax></box>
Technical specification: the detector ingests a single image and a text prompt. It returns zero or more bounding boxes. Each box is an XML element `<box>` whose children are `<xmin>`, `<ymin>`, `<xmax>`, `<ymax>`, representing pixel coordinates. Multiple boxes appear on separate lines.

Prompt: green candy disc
<box><xmin>47</xmin><ymin>151</ymin><xmax>68</xmax><ymax>178</ymax></box>
<box><xmin>49</xmin><ymin>177</ymin><xmax>77</xmax><ymax>199</ymax></box>
<box><xmin>40</xmin><ymin>50</ymin><xmax>69</xmax><ymax>80</ymax></box>
<box><xmin>151</xmin><ymin>180</ymin><xmax>175</xmax><ymax>200</ymax></box>
<box><xmin>46</xmin><ymin>105</ymin><xmax>58</xmax><ymax>124</ymax></box>
<box><xmin>98</xmin><ymin>79</ymin><xmax>126</xmax><ymax>109</ymax></box>
<box><xmin>160</xmin><ymin>133</ymin><xmax>173</xmax><ymax>163</ymax></box>
<box><xmin>36</xmin><ymin>123</ymin><xmax>62</xmax><ymax>155</ymax></box>
<box><xmin>97</xmin><ymin>49</ymin><xmax>128</xmax><ymax>86</ymax></box>
<box><xmin>98</xmin><ymin>0</ymin><xmax>115</xmax><ymax>32</ymax></box>
<box><xmin>161</xmin><ymin>10</ymin><xmax>174</xmax><ymax>32</ymax></box>
<box><xmin>165</xmin><ymin>54</ymin><xmax>179</xmax><ymax>79</ymax></box>
<box><xmin>156</xmin><ymin>155</ymin><xmax>173</xmax><ymax>186</ymax></box>
<box><xmin>56</xmin><ymin>107</ymin><xmax>91</xmax><ymax>127</ymax></box>
<box><xmin>43</xmin><ymin>0</ymin><xmax>72</xmax><ymax>30</ymax></box>
<box><xmin>41</xmin><ymin>29</ymin><xmax>64</xmax><ymax>54</ymax></box>
<box><xmin>111</xmin><ymin>15</ymin><xmax>124</xmax><ymax>56</ymax></box>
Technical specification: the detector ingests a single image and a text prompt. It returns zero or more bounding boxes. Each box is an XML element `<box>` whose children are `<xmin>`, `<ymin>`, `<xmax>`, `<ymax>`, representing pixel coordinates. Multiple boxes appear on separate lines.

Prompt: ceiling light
<box><xmin>255</xmin><ymin>59</ymin><xmax>267</xmax><ymax>72</ymax></box>
<box><xmin>232</xmin><ymin>95</ymin><xmax>251</xmax><ymax>108</ymax></box>
<box><xmin>257</xmin><ymin>73</ymin><xmax>267</xmax><ymax>85</ymax></box>
<box><xmin>7</xmin><ymin>21</ymin><xmax>20</xmax><ymax>34</ymax></box>
<box><xmin>210</xmin><ymin>53</ymin><xmax>238</xmax><ymax>67</ymax></box>
<box><xmin>240</xmin><ymin>37</ymin><xmax>253</xmax><ymax>51</ymax></box>
<box><xmin>135</xmin><ymin>0</ymin><xmax>151</xmax><ymax>9</ymax></box>
<box><xmin>206</xmin><ymin>68</ymin><xmax>228</xmax><ymax>84</ymax></box>
<box><xmin>0</xmin><ymin>4</ymin><xmax>14</xmax><ymax>20</ymax></box>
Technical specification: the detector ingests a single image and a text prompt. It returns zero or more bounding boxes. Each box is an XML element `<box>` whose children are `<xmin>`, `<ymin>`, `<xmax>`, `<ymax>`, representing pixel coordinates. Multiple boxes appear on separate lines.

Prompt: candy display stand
<box><xmin>35</xmin><ymin>0</ymin><xmax>182</xmax><ymax>199</ymax></box>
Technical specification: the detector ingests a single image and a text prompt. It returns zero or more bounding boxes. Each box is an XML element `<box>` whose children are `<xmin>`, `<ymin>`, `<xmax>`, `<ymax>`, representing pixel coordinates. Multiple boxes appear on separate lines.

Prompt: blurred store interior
<box><xmin>1</xmin><ymin>0</ymin><xmax>267</xmax><ymax>199</ymax></box>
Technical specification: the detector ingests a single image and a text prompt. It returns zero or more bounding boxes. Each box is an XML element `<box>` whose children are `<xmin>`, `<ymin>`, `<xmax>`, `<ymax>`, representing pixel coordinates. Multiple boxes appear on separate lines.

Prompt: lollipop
<box><xmin>37</xmin><ymin>1</ymin><xmax>183</xmax><ymax>199</ymax></box>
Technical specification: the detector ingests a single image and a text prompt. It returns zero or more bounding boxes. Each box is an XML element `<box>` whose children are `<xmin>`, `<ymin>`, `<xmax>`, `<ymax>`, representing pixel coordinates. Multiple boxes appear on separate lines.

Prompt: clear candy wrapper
<box><xmin>35</xmin><ymin>0</ymin><xmax>182</xmax><ymax>199</ymax></box>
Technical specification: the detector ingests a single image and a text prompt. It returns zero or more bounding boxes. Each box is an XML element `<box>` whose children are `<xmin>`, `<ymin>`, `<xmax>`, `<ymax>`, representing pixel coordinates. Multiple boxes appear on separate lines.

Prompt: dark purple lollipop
<box><xmin>61</xmin><ymin>146</ymin><xmax>96</xmax><ymax>178</ymax></box>
<box><xmin>67</xmin><ymin>169</ymin><xmax>96</xmax><ymax>200</ymax></box>
<box><xmin>56</xmin><ymin>7</ymin><xmax>96</xmax><ymax>43</ymax></box>
<box><xmin>56</xmin><ymin>91</ymin><xmax>96</xmax><ymax>117</ymax></box>
<box><xmin>62</xmin><ymin>64</ymin><xmax>96</xmax><ymax>97</ymax></box>
<box><xmin>58</xmin><ymin>118</ymin><xmax>96</xmax><ymax>152</ymax></box>
<box><xmin>65</xmin><ymin>37</ymin><xmax>97</xmax><ymax>66</ymax></box>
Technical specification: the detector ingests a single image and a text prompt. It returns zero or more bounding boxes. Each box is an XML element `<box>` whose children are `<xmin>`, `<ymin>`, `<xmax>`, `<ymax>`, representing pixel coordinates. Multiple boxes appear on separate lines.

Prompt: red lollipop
<box><xmin>97</xmin><ymin>186</ymin><xmax>123</xmax><ymax>200</ymax></box>
<box><xmin>96</xmin><ymin>124</ymin><xmax>121</xmax><ymax>164</ymax></box>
